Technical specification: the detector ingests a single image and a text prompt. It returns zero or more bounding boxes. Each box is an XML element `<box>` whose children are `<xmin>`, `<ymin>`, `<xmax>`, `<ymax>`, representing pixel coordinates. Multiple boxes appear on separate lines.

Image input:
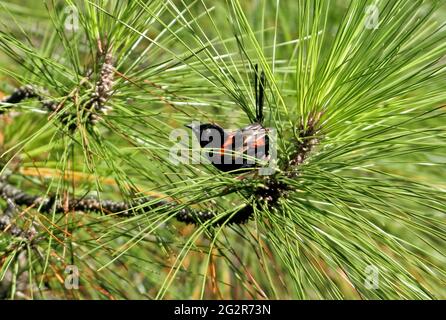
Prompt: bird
<box><xmin>187</xmin><ymin>65</ymin><xmax>270</xmax><ymax>173</ymax></box>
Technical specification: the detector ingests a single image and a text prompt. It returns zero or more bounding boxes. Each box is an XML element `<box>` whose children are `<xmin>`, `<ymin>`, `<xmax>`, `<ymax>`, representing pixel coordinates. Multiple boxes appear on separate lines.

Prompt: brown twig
<box><xmin>0</xmin><ymin>180</ymin><xmax>252</xmax><ymax>226</ymax></box>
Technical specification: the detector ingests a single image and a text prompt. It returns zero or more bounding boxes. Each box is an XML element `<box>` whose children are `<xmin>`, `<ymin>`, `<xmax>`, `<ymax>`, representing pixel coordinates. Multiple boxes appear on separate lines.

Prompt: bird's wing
<box><xmin>242</xmin><ymin>123</ymin><xmax>267</xmax><ymax>146</ymax></box>
<box><xmin>217</xmin><ymin>124</ymin><xmax>269</xmax><ymax>158</ymax></box>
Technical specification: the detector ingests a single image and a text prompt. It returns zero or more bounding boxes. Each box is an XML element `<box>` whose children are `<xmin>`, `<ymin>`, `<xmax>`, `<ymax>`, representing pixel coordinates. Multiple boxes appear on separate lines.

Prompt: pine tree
<box><xmin>0</xmin><ymin>0</ymin><xmax>445</xmax><ymax>300</ymax></box>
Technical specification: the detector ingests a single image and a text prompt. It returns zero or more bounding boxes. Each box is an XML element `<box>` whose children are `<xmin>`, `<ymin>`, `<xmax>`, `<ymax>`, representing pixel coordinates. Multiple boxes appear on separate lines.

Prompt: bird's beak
<box><xmin>185</xmin><ymin>124</ymin><xmax>192</xmax><ymax>129</ymax></box>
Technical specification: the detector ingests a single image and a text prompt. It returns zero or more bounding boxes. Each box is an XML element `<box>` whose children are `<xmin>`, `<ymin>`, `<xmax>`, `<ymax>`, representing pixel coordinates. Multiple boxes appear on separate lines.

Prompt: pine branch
<box><xmin>86</xmin><ymin>49</ymin><xmax>115</xmax><ymax>123</ymax></box>
<box><xmin>0</xmin><ymin>198</ymin><xmax>35</xmax><ymax>239</ymax></box>
<box><xmin>0</xmin><ymin>85</ymin><xmax>77</xmax><ymax>130</ymax></box>
<box><xmin>0</xmin><ymin>180</ymin><xmax>252</xmax><ymax>226</ymax></box>
<box><xmin>289</xmin><ymin>111</ymin><xmax>323</xmax><ymax>167</ymax></box>
<box><xmin>0</xmin><ymin>85</ymin><xmax>58</xmax><ymax>113</ymax></box>
<box><xmin>0</xmin><ymin>49</ymin><xmax>115</xmax><ymax>128</ymax></box>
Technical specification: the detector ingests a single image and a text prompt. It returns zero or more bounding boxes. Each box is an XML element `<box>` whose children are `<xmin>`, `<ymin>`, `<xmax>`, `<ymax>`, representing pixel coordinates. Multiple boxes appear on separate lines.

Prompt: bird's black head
<box><xmin>185</xmin><ymin>123</ymin><xmax>227</xmax><ymax>148</ymax></box>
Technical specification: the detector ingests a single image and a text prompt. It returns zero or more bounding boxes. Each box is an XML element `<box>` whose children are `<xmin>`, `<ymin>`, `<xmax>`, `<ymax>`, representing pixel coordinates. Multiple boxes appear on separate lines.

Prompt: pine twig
<box><xmin>289</xmin><ymin>111</ymin><xmax>323</xmax><ymax>167</ymax></box>
<box><xmin>0</xmin><ymin>85</ymin><xmax>58</xmax><ymax>114</ymax></box>
<box><xmin>0</xmin><ymin>180</ymin><xmax>252</xmax><ymax>226</ymax></box>
<box><xmin>0</xmin><ymin>198</ymin><xmax>36</xmax><ymax>240</ymax></box>
<box><xmin>0</xmin><ymin>50</ymin><xmax>116</xmax><ymax>128</ymax></box>
<box><xmin>86</xmin><ymin>50</ymin><xmax>115</xmax><ymax>123</ymax></box>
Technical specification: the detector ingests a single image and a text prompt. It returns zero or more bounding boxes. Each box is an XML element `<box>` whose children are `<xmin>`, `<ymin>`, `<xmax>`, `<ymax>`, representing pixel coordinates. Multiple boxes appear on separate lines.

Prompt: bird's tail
<box><xmin>254</xmin><ymin>64</ymin><xmax>266</xmax><ymax>124</ymax></box>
